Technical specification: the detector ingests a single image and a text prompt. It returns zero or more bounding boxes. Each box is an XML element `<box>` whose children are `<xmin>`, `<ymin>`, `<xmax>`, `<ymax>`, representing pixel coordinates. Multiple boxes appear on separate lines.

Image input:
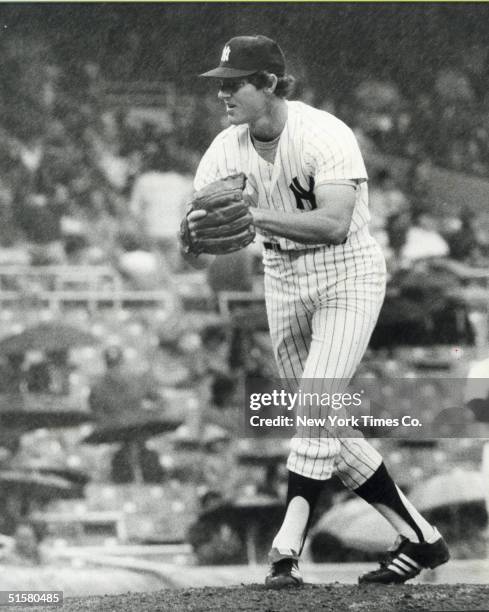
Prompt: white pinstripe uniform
<box><xmin>195</xmin><ymin>100</ymin><xmax>386</xmax><ymax>489</ymax></box>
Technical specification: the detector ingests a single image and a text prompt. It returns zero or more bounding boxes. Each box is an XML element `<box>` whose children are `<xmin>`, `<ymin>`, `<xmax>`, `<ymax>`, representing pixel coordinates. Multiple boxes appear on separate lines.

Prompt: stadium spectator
<box><xmin>25</xmin><ymin>356</ymin><xmax>51</xmax><ymax>393</ymax></box>
<box><xmin>444</xmin><ymin>210</ymin><xmax>479</xmax><ymax>263</ymax></box>
<box><xmin>111</xmin><ymin>440</ymin><xmax>165</xmax><ymax>484</ymax></box>
<box><xmin>63</xmin><ymin>233</ymin><xmax>93</xmax><ymax>265</ymax></box>
<box><xmin>16</xmin><ymin>193</ymin><xmax>65</xmax><ymax>265</ymax></box>
<box><xmin>129</xmin><ymin>145</ymin><xmax>193</xmax><ymax>272</ymax></box>
<box><xmin>400</xmin><ymin>209</ymin><xmax>450</xmax><ymax>263</ymax></box>
<box><xmin>88</xmin><ymin>345</ymin><xmax>162</xmax><ymax>424</ymax></box>
<box><xmin>0</xmin><ymin>523</ymin><xmax>42</xmax><ymax>566</ymax></box>
<box><xmin>0</xmin><ymin>353</ymin><xmax>26</xmax><ymax>394</ymax></box>
<box><xmin>368</xmin><ymin>168</ymin><xmax>409</xmax><ymax>252</ymax></box>
<box><xmin>45</xmin><ymin>349</ymin><xmax>74</xmax><ymax>395</ymax></box>
<box><xmin>200</xmin><ymin>322</ymin><xmax>237</xmax><ymax>409</ymax></box>
<box><xmin>25</xmin><ymin>349</ymin><xmax>73</xmax><ymax>395</ymax></box>
<box><xmin>115</xmin><ymin>230</ymin><xmax>173</xmax><ymax>291</ymax></box>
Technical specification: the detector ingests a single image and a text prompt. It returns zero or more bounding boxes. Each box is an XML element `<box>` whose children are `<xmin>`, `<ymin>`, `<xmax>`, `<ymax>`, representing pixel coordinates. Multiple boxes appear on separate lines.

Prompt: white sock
<box><xmin>373</xmin><ymin>485</ymin><xmax>438</xmax><ymax>543</ymax></box>
<box><xmin>271</xmin><ymin>496</ymin><xmax>310</xmax><ymax>557</ymax></box>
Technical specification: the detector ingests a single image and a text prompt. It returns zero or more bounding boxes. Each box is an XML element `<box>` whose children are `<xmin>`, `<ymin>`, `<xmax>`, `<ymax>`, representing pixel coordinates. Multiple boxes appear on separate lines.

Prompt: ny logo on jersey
<box><xmin>289</xmin><ymin>176</ymin><xmax>317</xmax><ymax>210</ymax></box>
<box><xmin>221</xmin><ymin>45</ymin><xmax>231</xmax><ymax>62</ymax></box>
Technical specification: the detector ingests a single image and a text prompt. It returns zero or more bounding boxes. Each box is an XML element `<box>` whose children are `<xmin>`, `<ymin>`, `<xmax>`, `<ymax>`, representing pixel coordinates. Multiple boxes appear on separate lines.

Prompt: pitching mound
<box><xmin>22</xmin><ymin>583</ymin><xmax>489</xmax><ymax>611</ymax></box>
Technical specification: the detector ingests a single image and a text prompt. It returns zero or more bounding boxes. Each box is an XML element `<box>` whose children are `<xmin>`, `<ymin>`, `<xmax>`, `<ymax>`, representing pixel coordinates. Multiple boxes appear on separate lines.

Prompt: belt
<box><xmin>264</xmin><ymin>237</ymin><xmax>348</xmax><ymax>252</ymax></box>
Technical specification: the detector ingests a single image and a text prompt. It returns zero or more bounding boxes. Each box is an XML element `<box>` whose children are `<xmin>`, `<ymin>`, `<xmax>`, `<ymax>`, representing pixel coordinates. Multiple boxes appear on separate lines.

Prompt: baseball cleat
<box><xmin>265</xmin><ymin>549</ymin><xmax>303</xmax><ymax>589</ymax></box>
<box><xmin>358</xmin><ymin>533</ymin><xmax>450</xmax><ymax>584</ymax></box>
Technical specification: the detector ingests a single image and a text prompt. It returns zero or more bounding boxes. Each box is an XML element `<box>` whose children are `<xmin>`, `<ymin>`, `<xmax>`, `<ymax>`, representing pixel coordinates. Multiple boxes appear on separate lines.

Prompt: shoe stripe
<box><xmin>387</xmin><ymin>563</ymin><xmax>407</xmax><ymax>577</ymax></box>
<box><xmin>399</xmin><ymin>553</ymin><xmax>422</xmax><ymax>570</ymax></box>
<box><xmin>392</xmin><ymin>558</ymin><xmax>415</xmax><ymax>573</ymax></box>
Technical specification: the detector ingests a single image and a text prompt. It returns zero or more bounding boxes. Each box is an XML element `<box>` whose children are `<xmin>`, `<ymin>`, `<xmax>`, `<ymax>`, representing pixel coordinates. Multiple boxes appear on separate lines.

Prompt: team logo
<box><xmin>221</xmin><ymin>45</ymin><xmax>231</xmax><ymax>62</ymax></box>
<box><xmin>289</xmin><ymin>177</ymin><xmax>317</xmax><ymax>210</ymax></box>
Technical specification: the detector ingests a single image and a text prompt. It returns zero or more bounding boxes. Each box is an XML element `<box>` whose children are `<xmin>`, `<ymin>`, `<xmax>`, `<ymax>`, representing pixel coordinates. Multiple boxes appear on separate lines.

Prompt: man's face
<box><xmin>217</xmin><ymin>78</ymin><xmax>268</xmax><ymax>126</ymax></box>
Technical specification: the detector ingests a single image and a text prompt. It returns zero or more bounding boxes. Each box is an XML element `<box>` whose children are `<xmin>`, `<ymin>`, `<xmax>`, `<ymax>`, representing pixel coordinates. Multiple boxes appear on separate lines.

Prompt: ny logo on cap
<box><xmin>221</xmin><ymin>45</ymin><xmax>231</xmax><ymax>62</ymax></box>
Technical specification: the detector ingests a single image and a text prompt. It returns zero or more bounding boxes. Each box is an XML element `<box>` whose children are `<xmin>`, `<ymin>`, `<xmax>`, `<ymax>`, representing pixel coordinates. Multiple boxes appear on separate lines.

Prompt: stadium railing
<box><xmin>0</xmin><ymin>265</ymin><xmax>172</xmax><ymax>312</ymax></box>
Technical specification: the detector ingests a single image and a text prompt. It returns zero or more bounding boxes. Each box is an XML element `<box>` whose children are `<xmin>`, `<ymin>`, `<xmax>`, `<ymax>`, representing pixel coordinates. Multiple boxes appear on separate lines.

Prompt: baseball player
<box><xmin>186</xmin><ymin>35</ymin><xmax>449</xmax><ymax>587</ymax></box>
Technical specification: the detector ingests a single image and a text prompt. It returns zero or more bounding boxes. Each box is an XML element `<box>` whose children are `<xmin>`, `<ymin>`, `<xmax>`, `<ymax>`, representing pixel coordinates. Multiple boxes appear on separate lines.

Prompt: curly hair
<box><xmin>247</xmin><ymin>71</ymin><xmax>296</xmax><ymax>99</ymax></box>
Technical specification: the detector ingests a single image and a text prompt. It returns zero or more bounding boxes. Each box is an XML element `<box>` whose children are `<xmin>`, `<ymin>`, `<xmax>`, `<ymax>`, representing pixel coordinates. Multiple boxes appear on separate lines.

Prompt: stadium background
<box><xmin>0</xmin><ymin>2</ymin><xmax>488</xmax><ymax>596</ymax></box>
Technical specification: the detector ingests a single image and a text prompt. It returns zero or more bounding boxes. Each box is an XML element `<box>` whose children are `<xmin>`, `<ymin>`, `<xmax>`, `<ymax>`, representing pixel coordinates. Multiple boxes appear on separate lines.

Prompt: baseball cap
<box><xmin>200</xmin><ymin>35</ymin><xmax>286</xmax><ymax>79</ymax></box>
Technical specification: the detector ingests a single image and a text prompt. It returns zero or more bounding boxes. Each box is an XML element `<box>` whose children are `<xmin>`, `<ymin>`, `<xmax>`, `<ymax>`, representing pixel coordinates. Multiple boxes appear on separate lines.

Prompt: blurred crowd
<box><xmin>342</xmin><ymin>46</ymin><xmax>489</xmax><ymax>178</ymax></box>
<box><xmin>0</xmin><ymin>35</ymin><xmax>488</xmax><ymax>279</ymax></box>
<box><xmin>0</xmin><ymin>301</ymin><xmax>485</xmax><ymax>564</ymax></box>
<box><xmin>0</xmin><ymin>38</ymin><xmax>203</xmax><ymax>276</ymax></box>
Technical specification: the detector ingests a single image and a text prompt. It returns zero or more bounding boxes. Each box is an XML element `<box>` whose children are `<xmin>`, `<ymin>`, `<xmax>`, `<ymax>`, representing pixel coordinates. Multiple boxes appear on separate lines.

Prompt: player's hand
<box><xmin>179</xmin><ymin>174</ymin><xmax>254</xmax><ymax>256</ymax></box>
<box><xmin>186</xmin><ymin>210</ymin><xmax>208</xmax><ymax>241</ymax></box>
<box><xmin>179</xmin><ymin>208</ymin><xmax>215</xmax><ymax>270</ymax></box>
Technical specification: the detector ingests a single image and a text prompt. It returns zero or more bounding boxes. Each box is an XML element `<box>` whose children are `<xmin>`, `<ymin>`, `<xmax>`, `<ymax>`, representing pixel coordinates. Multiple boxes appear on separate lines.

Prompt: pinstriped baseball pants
<box><xmin>263</xmin><ymin>227</ymin><xmax>387</xmax><ymax>487</ymax></box>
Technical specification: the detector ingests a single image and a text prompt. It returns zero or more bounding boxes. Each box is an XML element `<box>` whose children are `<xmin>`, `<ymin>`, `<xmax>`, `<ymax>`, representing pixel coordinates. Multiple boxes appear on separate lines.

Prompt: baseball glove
<box><xmin>179</xmin><ymin>173</ymin><xmax>255</xmax><ymax>256</ymax></box>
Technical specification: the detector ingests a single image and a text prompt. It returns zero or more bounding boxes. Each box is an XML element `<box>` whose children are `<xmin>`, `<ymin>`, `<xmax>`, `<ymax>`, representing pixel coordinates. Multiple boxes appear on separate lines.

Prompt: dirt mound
<box><xmin>18</xmin><ymin>583</ymin><xmax>489</xmax><ymax>612</ymax></box>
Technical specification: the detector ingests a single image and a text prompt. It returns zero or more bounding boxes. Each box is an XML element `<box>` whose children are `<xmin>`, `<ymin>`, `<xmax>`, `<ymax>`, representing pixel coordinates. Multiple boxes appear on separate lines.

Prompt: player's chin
<box><xmin>226</xmin><ymin>110</ymin><xmax>245</xmax><ymax>125</ymax></box>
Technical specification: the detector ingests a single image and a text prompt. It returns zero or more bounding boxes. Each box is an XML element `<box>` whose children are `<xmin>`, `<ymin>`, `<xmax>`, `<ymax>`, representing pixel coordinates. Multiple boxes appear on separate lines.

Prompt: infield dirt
<box><xmin>8</xmin><ymin>583</ymin><xmax>489</xmax><ymax>611</ymax></box>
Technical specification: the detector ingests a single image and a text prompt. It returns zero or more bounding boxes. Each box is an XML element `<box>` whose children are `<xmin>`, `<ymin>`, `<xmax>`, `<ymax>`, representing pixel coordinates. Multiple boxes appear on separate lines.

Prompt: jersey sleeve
<box><xmin>305</xmin><ymin>117</ymin><xmax>368</xmax><ymax>185</ymax></box>
<box><xmin>194</xmin><ymin>141</ymin><xmax>222</xmax><ymax>191</ymax></box>
<box><xmin>195</xmin><ymin>126</ymin><xmax>243</xmax><ymax>191</ymax></box>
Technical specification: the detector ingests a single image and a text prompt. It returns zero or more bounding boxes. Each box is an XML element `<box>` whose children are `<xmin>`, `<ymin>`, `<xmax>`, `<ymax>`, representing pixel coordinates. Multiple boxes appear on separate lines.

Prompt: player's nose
<box><xmin>218</xmin><ymin>88</ymin><xmax>231</xmax><ymax>100</ymax></box>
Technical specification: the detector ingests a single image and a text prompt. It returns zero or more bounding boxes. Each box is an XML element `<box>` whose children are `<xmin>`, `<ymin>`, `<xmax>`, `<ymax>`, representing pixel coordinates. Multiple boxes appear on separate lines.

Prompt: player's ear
<box><xmin>265</xmin><ymin>73</ymin><xmax>278</xmax><ymax>95</ymax></box>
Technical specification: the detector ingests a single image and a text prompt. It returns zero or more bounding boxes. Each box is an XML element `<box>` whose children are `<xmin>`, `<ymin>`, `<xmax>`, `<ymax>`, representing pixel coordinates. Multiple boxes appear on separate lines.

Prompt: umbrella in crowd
<box><xmin>0</xmin><ymin>468</ymin><xmax>79</xmax><ymax>541</ymax></box>
<box><xmin>0</xmin><ymin>469</ymin><xmax>78</xmax><ymax>503</ymax></box>
<box><xmin>236</xmin><ymin>444</ymin><xmax>288</xmax><ymax>467</ymax></box>
<box><xmin>0</xmin><ymin>393</ymin><xmax>92</xmax><ymax>430</ymax></box>
<box><xmin>83</xmin><ymin>409</ymin><xmax>182</xmax><ymax>445</ymax></box>
<box><xmin>10</xmin><ymin>458</ymin><xmax>90</xmax><ymax>490</ymax></box>
<box><xmin>172</xmin><ymin>424</ymin><xmax>230</xmax><ymax>451</ymax></box>
<box><xmin>198</xmin><ymin>493</ymin><xmax>284</xmax><ymax>565</ymax></box>
<box><xmin>83</xmin><ymin>408</ymin><xmax>183</xmax><ymax>484</ymax></box>
<box><xmin>0</xmin><ymin>322</ymin><xmax>99</xmax><ymax>354</ymax></box>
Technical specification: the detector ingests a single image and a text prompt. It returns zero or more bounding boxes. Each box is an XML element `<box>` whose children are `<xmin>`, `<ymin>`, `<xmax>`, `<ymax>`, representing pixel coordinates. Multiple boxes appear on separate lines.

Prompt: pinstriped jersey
<box><xmin>194</xmin><ymin>100</ymin><xmax>370</xmax><ymax>251</ymax></box>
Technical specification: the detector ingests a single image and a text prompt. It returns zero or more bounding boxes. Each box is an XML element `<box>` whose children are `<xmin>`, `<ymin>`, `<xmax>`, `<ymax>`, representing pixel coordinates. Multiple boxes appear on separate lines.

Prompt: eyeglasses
<box><xmin>217</xmin><ymin>79</ymin><xmax>248</xmax><ymax>93</ymax></box>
